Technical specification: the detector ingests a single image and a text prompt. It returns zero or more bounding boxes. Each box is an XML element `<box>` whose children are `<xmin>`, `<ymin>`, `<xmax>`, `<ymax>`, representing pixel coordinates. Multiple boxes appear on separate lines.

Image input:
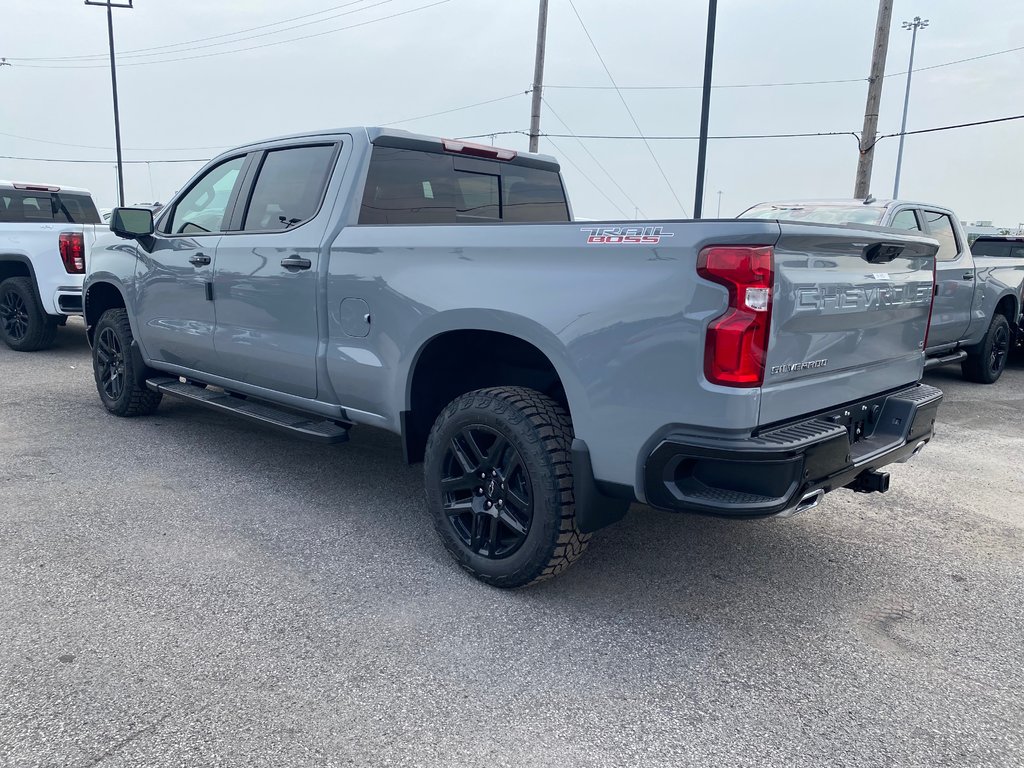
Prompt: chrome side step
<box><xmin>146</xmin><ymin>377</ymin><xmax>351</xmax><ymax>444</ymax></box>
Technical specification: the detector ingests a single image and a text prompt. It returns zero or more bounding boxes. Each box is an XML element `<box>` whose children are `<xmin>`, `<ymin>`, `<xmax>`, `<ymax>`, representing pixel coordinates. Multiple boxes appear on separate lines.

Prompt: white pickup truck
<box><xmin>0</xmin><ymin>181</ymin><xmax>105</xmax><ymax>351</ymax></box>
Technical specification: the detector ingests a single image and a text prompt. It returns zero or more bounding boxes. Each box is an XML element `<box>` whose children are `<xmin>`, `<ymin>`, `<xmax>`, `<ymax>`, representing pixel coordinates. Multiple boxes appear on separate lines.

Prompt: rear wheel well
<box><xmin>0</xmin><ymin>259</ymin><xmax>32</xmax><ymax>284</ymax></box>
<box><xmin>994</xmin><ymin>294</ymin><xmax>1017</xmax><ymax>326</ymax></box>
<box><xmin>404</xmin><ymin>330</ymin><xmax>568</xmax><ymax>464</ymax></box>
<box><xmin>84</xmin><ymin>282</ymin><xmax>127</xmax><ymax>343</ymax></box>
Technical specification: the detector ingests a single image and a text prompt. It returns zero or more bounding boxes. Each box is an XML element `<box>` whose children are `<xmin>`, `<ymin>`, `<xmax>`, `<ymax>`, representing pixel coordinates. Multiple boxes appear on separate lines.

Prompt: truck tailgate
<box><xmin>759</xmin><ymin>223</ymin><xmax>938</xmax><ymax>426</ymax></box>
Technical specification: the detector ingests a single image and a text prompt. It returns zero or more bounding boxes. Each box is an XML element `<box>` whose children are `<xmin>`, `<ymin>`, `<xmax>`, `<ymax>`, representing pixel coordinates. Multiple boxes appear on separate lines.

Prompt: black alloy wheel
<box><xmin>0</xmin><ymin>288</ymin><xmax>29</xmax><ymax>342</ymax></box>
<box><xmin>442</xmin><ymin>425</ymin><xmax>533</xmax><ymax>559</ymax></box>
<box><xmin>989</xmin><ymin>321</ymin><xmax>1010</xmax><ymax>376</ymax></box>
<box><xmin>95</xmin><ymin>326</ymin><xmax>126</xmax><ymax>401</ymax></box>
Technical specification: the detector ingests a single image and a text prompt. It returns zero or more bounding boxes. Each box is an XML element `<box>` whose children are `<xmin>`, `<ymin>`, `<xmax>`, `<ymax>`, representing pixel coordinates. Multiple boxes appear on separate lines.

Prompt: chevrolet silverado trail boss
<box><xmin>0</xmin><ymin>181</ymin><xmax>104</xmax><ymax>350</ymax></box>
<box><xmin>742</xmin><ymin>200</ymin><xmax>1024</xmax><ymax>383</ymax></box>
<box><xmin>84</xmin><ymin>128</ymin><xmax>943</xmax><ymax>587</ymax></box>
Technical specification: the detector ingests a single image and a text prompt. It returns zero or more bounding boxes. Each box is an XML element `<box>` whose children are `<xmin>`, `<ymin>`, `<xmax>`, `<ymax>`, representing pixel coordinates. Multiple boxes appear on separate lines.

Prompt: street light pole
<box><xmin>893</xmin><ymin>16</ymin><xmax>928</xmax><ymax>199</ymax></box>
<box><xmin>693</xmin><ymin>0</ymin><xmax>718</xmax><ymax>219</ymax></box>
<box><xmin>85</xmin><ymin>0</ymin><xmax>133</xmax><ymax>207</ymax></box>
<box><xmin>716</xmin><ymin>190</ymin><xmax>722</xmax><ymax>217</ymax></box>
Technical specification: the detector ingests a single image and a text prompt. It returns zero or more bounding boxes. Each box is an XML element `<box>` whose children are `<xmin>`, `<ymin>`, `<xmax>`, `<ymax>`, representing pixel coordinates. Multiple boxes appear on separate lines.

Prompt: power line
<box><xmin>90</xmin><ymin>0</ymin><xmax>403</xmax><ymax>63</ymax></box>
<box><xmin>543</xmin><ymin>44</ymin><xmax>1024</xmax><ymax>92</ymax></box>
<box><xmin>10</xmin><ymin>1</ymin><xmax>452</xmax><ymax>70</ymax></box>
<box><xmin>382</xmin><ymin>92</ymin><xmax>529</xmax><ymax>127</ymax></box>
<box><xmin>0</xmin><ymin>130</ymin><xmax>229</xmax><ymax>152</ymax></box>
<box><xmin>565</xmin><ymin>0</ymin><xmax>688</xmax><ymax>217</ymax></box>
<box><xmin>541</xmin><ymin>137</ymin><xmax>629</xmax><ymax>218</ymax></box>
<box><xmin>5</xmin><ymin>114</ymin><xmax>1018</xmax><ymax>168</ymax></box>
<box><xmin>7</xmin><ymin>0</ymin><xmax>380</xmax><ymax>62</ymax></box>
<box><xmin>541</xmin><ymin>96</ymin><xmax>647</xmax><ymax>218</ymax></box>
<box><xmin>0</xmin><ymin>155</ymin><xmax>208</xmax><ymax>164</ymax></box>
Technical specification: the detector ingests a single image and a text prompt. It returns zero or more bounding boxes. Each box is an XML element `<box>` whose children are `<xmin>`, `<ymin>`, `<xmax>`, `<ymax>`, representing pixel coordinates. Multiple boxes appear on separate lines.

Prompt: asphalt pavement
<box><xmin>1</xmin><ymin>318</ymin><xmax>1021</xmax><ymax>767</ymax></box>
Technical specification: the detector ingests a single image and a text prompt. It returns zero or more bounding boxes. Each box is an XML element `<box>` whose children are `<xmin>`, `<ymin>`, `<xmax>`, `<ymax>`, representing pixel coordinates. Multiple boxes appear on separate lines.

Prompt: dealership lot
<box><xmin>1</xmin><ymin>320</ymin><xmax>1021</xmax><ymax>767</ymax></box>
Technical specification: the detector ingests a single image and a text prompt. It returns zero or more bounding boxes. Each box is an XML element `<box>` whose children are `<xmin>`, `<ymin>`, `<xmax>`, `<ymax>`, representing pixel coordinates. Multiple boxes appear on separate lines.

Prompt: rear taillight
<box><xmin>697</xmin><ymin>245</ymin><xmax>774</xmax><ymax>387</ymax></box>
<box><xmin>59</xmin><ymin>232</ymin><xmax>86</xmax><ymax>274</ymax></box>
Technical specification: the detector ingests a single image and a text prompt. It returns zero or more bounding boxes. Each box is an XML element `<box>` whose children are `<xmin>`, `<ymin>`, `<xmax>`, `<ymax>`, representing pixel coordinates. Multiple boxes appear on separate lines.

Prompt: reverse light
<box><xmin>59</xmin><ymin>232</ymin><xmax>86</xmax><ymax>274</ymax></box>
<box><xmin>697</xmin><ymin>245</ymin><xmax>774</xmax><ymax>387</ymax></box>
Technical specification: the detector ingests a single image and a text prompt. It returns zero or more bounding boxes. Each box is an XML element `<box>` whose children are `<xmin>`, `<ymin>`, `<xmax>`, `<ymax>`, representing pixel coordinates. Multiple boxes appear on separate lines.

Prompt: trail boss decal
<box><xmin>582</xmin><ymin>226</ymin><xmax>675</xmax><ymax>245</ymax></box>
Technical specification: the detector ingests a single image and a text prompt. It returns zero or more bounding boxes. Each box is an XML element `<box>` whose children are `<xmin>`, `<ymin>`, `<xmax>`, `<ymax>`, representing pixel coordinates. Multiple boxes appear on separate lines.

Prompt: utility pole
<box><xmin>85</xmin><ymin>0</ymin><xmax>133</xmax><ymax>207</ymax></box>
<box><xmin>528</xmin><ymin>0</ymin><xmax>549</xmax><ymax>154</ymax></box>
<box><xmin>692</xmin><ymin>0</ymin><xmax>718</xmax><ymax>219</ymax></box>
<box><xmin>893</xmin><ymin>16</ymin><xmax>928</xmax><ymax>199</ymax></box>
<box><xmin>854</xmin><ymin>0</ymin><xmax>893</xmax><ymax>199</ymax></box>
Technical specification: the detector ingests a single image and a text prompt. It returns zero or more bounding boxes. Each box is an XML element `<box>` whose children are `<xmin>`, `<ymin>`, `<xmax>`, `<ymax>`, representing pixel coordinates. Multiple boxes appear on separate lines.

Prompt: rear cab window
<box><xmin>358</xmin><ymin>146</ymin><xmax>569</xmax><ymax>225</ymax></box>
<box><xmin>0</xmin><ymin>190</ymin><xmax>100</xmax><ymax>224</ymax></box>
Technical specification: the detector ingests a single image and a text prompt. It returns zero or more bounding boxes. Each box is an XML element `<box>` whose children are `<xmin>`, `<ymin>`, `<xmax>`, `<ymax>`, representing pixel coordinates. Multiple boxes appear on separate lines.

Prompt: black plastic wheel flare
<box><xmin>0</xmin><ymin>289</ymin><xmax>29</xmax><ymax>341</ymax></box>
<box><xmin>990</xmin><ymin>324</ymin><xmax>1009</xmax><ymax>373</ymax></box>
<box><xmin>96</xmin><ymin>327</ymin><xmax>126</xmax><ymax>400</ymax></box>
<box><xmin>441</xmin><ymin>425</ymin><xmax>533</xmax><ymax>559</ymax></box>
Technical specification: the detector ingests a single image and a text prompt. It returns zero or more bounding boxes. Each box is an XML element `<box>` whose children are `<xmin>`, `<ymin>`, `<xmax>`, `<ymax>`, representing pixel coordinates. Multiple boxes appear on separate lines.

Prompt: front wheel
<box><xmin>962</xmin><ymin>314</ymin><xmax>1010</xmax><ymax>384</ymax></box>
<box><xmin>424</xmin><ymin>387</ymin><xmax>590</xmax><ymax>588</ymax></box>
<box><xmin>92</xmin><ymin>308</ymin><xmax>162</xmax><ymax>416</ymax></box>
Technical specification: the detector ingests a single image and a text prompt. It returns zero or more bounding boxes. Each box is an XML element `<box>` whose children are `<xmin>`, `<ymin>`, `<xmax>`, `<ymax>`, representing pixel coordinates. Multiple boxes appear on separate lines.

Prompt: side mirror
<box><xmin>110</xmin><ymin>207</ymin><xmax>155</xmax><ymax>239</ymax></box>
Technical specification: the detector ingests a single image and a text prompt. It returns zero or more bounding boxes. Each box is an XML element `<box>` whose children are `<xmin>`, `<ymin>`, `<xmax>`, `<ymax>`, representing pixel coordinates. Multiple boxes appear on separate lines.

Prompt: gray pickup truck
<box><xmin>742</xmin><ymin>200</ymin><xmax>1024</xmax><ymax>383</ymax></box>
<box><xmin>84</xmin><ymin>128</ymin><xmax>943</xmax><ymax>587</ymax></box>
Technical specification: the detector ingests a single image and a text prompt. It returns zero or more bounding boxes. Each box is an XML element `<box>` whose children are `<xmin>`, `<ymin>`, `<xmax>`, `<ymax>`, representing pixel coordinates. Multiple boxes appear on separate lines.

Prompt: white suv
<box><xmin>0</xmin><ymin>181</ymin><xmax>105</xmax><ymax>351</ymax></box>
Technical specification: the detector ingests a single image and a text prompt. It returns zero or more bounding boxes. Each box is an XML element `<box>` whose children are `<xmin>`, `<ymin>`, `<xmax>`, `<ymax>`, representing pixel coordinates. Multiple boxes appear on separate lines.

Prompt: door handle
<box><xmin>280</xmin><ymin>256</ymin><xmax>312</xmax><ymax>270</ymax></box>
<box><xmin>188</xmin><ymin>253</ymin><xmax>211</xmax><ymax>266</ymax></box>
<box><xmin>962</xmin><ymin>273</ymin><xmax>974</xmax><ymax>280</ymax></box>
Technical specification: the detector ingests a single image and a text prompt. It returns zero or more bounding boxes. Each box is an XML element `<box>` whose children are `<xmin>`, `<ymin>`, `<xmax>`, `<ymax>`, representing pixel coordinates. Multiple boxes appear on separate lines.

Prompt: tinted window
<box><xmin>0</xmin><ymin>190</ymin><xmax>100</xmax><ymax>224</ymax></box>
<box><xmin>456</xmin><ymin>173</ymin><xmax>500</xmax><ymax>220</ymax></box>
<box><xmin>923</xmin><ymin>211</ymin><xmax>960</xmax><ymax>262</ymax></box>
<box><xmin>889</xmin><ymin>209</ymin><xmax>921</xmax><ymax>231</ymax></box>
<box><xmin>166</xmin><ymin>156</ymin><xmax>246</xmax><ymax>235</ymax></box>
<box><xmin>359</xmin><ymin>146</ymin><xmax>569</xmax><ymax>225</ymax></box>
<box><xmin>972</xmin><ymin>240</ymin><xmax>1024</xmax><ymax>258</ymax></box>
<box><xmin>242</xmin><ymin>144</ymin><xmax>336</xmax><ymax>232</ymax></box>
<box><xmin>502</xmin><ymin>166</ymin><xmax>570</xmax><ymax>222</ymax></box>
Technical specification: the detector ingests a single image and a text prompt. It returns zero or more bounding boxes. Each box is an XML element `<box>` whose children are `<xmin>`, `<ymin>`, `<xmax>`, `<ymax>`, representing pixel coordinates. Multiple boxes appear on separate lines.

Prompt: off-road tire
<box><xmin>962</xmin><ymin>313</ymin><xmax>1010</xmax><ymax>384</ymax></box>
<box><xmin>92</xmin><ymin>308</ymin><xmax>162</xmax><ymax>417</ymax></box>
<box><xmin>0</xmin><ymin>277</ymin><xmax>58</xmax><ymax>352</ymax></box>
<box><xmin>424</xmin><ymin>386</ymin><xmax>590</xmax><ymax>588</ymax></box>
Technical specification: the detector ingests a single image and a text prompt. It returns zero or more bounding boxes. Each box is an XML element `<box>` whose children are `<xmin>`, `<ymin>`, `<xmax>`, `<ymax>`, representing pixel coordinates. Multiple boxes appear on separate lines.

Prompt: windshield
<box><xmin>741</xmin><ymin>203</ymin><xmax>885</xmax><ymax>226</ymax></box>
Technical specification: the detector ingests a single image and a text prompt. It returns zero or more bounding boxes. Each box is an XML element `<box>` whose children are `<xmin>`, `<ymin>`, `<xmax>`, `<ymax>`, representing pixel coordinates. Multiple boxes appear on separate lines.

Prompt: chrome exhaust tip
<box><xmin>776</xmin><ymin>489</ymin><xmax>825</xmax><ymax>519</ymax></box>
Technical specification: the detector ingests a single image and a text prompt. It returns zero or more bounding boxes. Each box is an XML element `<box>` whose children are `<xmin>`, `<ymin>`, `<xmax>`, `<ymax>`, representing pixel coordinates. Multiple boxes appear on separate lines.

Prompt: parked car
<box><xmin>0</xmin><ymin>181</ymin><xmax>106</xmax><ymax>350</ymax></box>
<box><xmin>741</xmin><ymin>199</ymin><xmax>1024</xmax><ymax>383</ymax></box>
<box><xmin>84</xmin><ymin>128</ymin><xmax>942</xmax><ymax>586</ymax></box>
<box><xmin>970</xmin><ymin>235</ymin><xmax>1024</xmax><ymax>259</ymax></box>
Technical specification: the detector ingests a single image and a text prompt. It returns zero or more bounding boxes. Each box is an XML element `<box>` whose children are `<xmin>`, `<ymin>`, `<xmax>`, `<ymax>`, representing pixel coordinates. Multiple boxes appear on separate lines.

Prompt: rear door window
<box><xmin>242</xmin><ymin>144</ymin><xmax>337</xmax><ymax>232</ymax></box>
<box><xmin>922</xmin><ymin>212</ymin><xmax>961</xmax><ymax>262</ymax></box>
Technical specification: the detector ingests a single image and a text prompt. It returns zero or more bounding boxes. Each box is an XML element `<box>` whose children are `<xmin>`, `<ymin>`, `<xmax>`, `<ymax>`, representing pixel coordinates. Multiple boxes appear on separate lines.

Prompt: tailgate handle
<box><xmin>863</xmin><ymin>242</ymin><xmax>905</xmax><ymax>264</ymax></box>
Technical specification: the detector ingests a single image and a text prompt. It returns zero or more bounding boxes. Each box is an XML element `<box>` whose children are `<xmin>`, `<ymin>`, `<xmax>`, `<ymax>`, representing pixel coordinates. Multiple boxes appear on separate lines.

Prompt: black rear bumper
<box><xmin>643</xmin><ymin>383</ymin><xmax>942</xmax><ymax>518</ymax></box>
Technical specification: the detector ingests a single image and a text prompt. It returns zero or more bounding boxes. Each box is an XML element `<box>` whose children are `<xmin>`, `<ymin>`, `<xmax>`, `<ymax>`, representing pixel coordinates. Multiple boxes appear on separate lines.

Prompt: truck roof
<box><xmin>752</xmin><ymin>198</ymin><xmax>950</xmax><ymax>211</ymax></box>
<box><xmin>0</xmin><ymin>180</ymin><xmax>94</xmax><ymax>194</ymax></box>
<box><xmin>227</xmin><ymin>126</ymin><xmax>561</xmax><ymax>172</ymax></box>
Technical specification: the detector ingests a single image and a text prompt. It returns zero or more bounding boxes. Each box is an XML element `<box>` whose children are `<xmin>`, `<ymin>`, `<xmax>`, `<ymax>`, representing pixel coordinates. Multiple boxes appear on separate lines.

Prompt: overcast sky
<box><xmin>2</xmin><ymin>0</ymin><xmax>1022</xmax><ymax>224</ymax></box>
